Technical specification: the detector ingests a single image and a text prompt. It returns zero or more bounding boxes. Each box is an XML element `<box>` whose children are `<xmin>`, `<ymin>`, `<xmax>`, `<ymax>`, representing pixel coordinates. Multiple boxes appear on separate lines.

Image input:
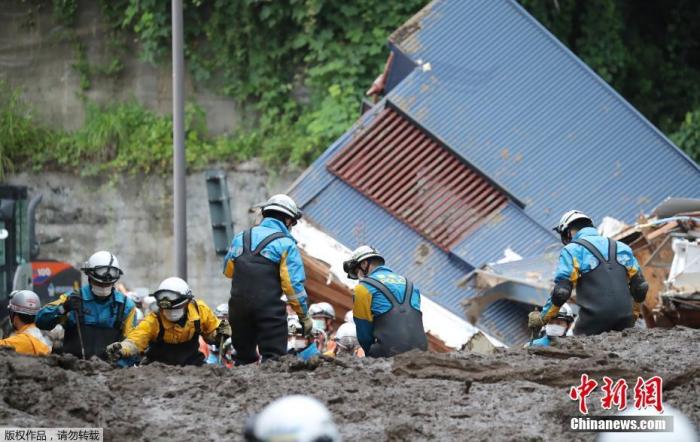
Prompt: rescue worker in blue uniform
<box><xmin>344</xmin><ymin>246</ymin><xmax>428</xmax><ymax>357</ymax></box>
<box><xmin>528</xmin><ymin>211</ymin><xmax>649</xmax><ymax>335</ymax></box>
<box><xmin>223</xmin><ymin>194</ymin><xmax>312</xmax><ymax>364</ymax></box>
<box><xmin>36</xmin><ymin>251</ymin><xmax>138</xmax><ymax>364</ymax></box>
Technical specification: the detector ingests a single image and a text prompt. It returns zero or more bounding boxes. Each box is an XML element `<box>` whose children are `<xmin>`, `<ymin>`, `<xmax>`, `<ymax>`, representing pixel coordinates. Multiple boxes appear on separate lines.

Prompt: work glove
<box><xmin>527</xmin><ymin>310</ymin><xmax>544</xmax><ymax>329</ymax></box>
<box><xmin>105</xmin><ymin>340</ymin><xmax>138</xmax><ymax>361</ymax></box>
<box><xmin>105</xmin><ymin>342</ymin><xmax>123</xmax><ymax>361</ymax></box>
<box><xmin>216</xmin><ymin>319</ymin><xmax>232</xmax><ymax>340</ymax></box>
<box><xmin>62</xmin><ymin>295</ymin><xmax>82</xmax><ymax>314</ymax></box>
<box><xmin>300</xmin><ymin>315</ymin><xmax>315</xmax><ymax>339</ymax></box>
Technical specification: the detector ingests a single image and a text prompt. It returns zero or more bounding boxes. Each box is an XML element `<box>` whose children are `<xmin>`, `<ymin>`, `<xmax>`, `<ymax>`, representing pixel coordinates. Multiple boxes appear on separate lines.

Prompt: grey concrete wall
<box><xmin>7</xmin><ymin>163</ymin><xmax>298</xmax><ymax>306</ymax></box>
<box><xmin>0</xmin><ymin>0</ymin><xmax>240</xmax><ymax>134</ymax></box>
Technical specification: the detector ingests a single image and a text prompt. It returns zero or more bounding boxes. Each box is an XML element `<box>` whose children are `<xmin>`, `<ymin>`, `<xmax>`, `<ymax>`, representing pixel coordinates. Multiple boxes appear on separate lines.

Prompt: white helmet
<box><xmin>152</xmin><ymin>277</ymin><xmax>193</xmax><ymax>309</ymax></box>
<box><xmin>8</xmin><ymin>290</ymin><xmax>41</xmax><ymax>315</ymax></box>
<box><xmin>343</xmin><ymin>246</ymin><xmax>384</xmax><ymax>280</ymax></box>
<box><xmin>555</xmin><ymin>210</ymin><xmax>593</xmax><ymax>233</ymax></box>
<box><xmin>555</xmin><ymin>210</ymin><xmax>593</xmax><ymax>245</ymax></box>
<box><xmin>545</xmin><ymin>303</ymin><xmax>576</xmax><ymax>338</ymax></box>
<box><xmin>81</xmin><ymin>251</ymin><xmax>123</xmax><ymax>284</ymax></box>
<box><xmin>596</xmin><ymin>404</ymin><xmax>697</xmax><ymax>442</ymax></box>
<box><xmin>131</xmin><ymin>287</ymin><xmax>149</xmax><ymax>304</ymax></box>
<box><xmin>142</xmin><ymin>296</ymin><xmax>158</xmax><ymax>314</ymax></box>
<box><xmin>287</xmin><ymin>315</ymin><xmax>302</xmax><ymax>336</ymax></box>
<box><xmin>555</xmin><ymin>303</ymin><xmax>575</xmax><ymax>322</ymax></box>
<box><xmin>335</xmin><ymin>322</ymin><xmax>359</xmax><ymax>352</ymax></box>
<box><xmin>244</xmin><ymin>395</ymin><xmax>341</xmax><ymax>442</ymax></box>
<box><xmin>344</xmin><ymin>310</ymin><xmax>354</xmax><ymax>323</ymax></box>
<box><xmin>261</xmin><ymin>194</ymin><xmax>302</xmax><ymax>223</ymax></box>
<box><xmin>308</xmin><ymin>302</ymin><xmax>336</xmax><ymax>320</ymax></box>
<box><xmin>215</xmin><ymin>303</ymin><xmax>229</xmax><ymax>319</ymax></box>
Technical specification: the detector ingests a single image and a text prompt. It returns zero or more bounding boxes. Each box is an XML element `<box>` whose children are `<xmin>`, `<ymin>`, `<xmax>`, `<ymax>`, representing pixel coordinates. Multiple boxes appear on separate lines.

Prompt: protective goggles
<box><xmin>85</xmin><ymin>266</ymin><xmax>122</xmax><ymax>284</ymax></box>
<box><xmin>342</xmin><ymin>259</ymin><xmax>360</xmax><ymax>280</ymax></box>
<box><xmin>153</xmin><ymin>290</ymin><xmax>189</xmax><ymax>310</ymax></box>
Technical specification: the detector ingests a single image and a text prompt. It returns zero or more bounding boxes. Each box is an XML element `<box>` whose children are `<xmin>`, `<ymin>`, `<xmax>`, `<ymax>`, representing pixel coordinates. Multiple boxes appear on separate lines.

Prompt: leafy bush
<box><xmin>0</xmin><ymin>82</ymin><xmax>256</xmax><ymax>176</ymax></box>
<box><xmin>100</xmin><ymin>0</ymin><xmax>427</xmax><ymax>167</ymax></box>
<box><xmin>671</xmin><ymin>110</ymin><xmax>700</xmax><ymax>162</ymax></box>
<box><xmin>0</xmin><ymin>83</ymin><xmax>57</xmax><ymax>178</ymax></box>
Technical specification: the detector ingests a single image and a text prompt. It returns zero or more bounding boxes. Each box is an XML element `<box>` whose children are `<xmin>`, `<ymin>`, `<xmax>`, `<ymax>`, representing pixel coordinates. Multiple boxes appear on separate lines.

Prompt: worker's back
<box><xmin>0</xmin><ymin>323</ymin><xmax>51</xmax><ymax>356</ymax></box>
<box><xmin>559</xmin><ymin>228</ymin><xmax>635</xmax><ymax>335</ymax></box>
<box><xmin>359</xmin><ymin>266</ymin><xmax>427</xmax><ymax>357</ymax></box>
<box><xmin>224</xmin><ymin>216</ymin><xmax>307</xmax><ymax>364</ymax></box>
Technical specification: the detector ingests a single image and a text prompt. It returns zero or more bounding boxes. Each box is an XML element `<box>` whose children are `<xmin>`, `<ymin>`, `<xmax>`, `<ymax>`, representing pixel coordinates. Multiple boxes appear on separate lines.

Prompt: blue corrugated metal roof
<box><xmin>388</xmin><ymin>0</ymin><xmax>700</xmax><ymax>228</ymax></box>
<box><xmin>290</xmin><ymin>0</ymin><xmax>700</xmax><ymax>346</ymax></box>
<box><xmin>451</xmin><ymin>203</ymin><xmax>555</xmax><ymax>266</ymax></box>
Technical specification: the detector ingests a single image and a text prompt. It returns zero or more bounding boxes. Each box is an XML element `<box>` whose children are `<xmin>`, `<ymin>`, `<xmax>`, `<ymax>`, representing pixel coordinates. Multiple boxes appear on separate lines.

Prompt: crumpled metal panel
<box><xmin>328</xmin><ymin>107</ymin><xmax>507</xmax><ymax>250</ymax></box>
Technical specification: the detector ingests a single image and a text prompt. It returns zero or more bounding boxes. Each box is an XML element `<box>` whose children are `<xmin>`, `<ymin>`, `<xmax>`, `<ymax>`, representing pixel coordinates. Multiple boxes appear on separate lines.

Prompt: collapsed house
<box><xmin>614</xmin><ymin>198</ymin><xmax>700</xmax><ymax>329</ymax></box>
<box><xmin>284</xmin><ymin>0</ymin><xmax>700</xmax><ymax>346</ymax></box>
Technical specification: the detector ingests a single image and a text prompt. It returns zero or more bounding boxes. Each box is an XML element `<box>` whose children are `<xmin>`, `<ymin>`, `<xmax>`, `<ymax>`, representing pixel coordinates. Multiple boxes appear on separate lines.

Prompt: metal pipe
<box><xmin>172</xmin><ymin>0</ymin><xmax>187</xmax><ymax>279</ymax></box>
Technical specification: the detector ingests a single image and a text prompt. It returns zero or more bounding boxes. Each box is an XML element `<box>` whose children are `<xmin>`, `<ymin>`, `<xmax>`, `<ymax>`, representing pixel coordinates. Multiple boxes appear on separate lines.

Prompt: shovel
<box><xmin>217</xmin><ymin>334</ymin><xmax>225</xmax><ymax>365</ymax></box>
<box><xmin>72</xmin><ymin>298</ymin><xmax>87</xmax><ymax>360</ymax></box>
<box><xmin>529</xmin><ymin>306</ymin><xmax>541</xmax><ymax>346</ymax></box>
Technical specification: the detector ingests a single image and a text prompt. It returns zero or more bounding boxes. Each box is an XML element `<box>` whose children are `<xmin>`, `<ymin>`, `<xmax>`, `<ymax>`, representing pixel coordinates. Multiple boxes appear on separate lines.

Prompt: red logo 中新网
<box><xmin>569</xmin><ymin>374</ymin><xmax>664</xmax><ymax>414</ymax></box>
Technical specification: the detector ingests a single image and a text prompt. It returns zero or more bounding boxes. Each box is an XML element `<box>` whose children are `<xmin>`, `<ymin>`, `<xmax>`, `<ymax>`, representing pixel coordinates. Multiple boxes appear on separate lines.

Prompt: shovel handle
<box><xmin>217</xmin><ymin>335</ymin><xmax>224</xmax><ymax>364</ymax></box>
<box><xmin>73</xmin><ymin>306</ymin><xmax>86</xmax><ymax>360</ymax></box>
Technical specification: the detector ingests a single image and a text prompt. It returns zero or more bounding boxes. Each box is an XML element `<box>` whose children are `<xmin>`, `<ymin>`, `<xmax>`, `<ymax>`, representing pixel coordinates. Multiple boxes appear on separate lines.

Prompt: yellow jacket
<box><xmin>0</xmin><ymin>323</ymin><xmax>51</xmax><ymax>356</ymax></box>
<box><xmin>125</xmin><ymin>299</ymin><xmax>220</xmax><ymax>353</ymax></box>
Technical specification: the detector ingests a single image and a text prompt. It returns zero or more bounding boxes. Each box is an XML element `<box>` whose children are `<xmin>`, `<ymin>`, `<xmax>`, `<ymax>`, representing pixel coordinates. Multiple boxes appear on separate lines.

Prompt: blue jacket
<box><xmin>36</xmin><ymin>285</ymin><xmax>138</xmax><ymax>332</ymax></box>
<box><xmin>223</xmin><ymin>217</ymin><xmax>309</xmax><ymax>316</ymax></box>
<box><xmin>36</xmin><ymin>285</ymin><xmax>138</xmax><ymax>367</ymax></box>
<box><xmin>542</xmin><ymin>227</ymin><xmax>641</xmax><ymax>321</ymax></box>
<box><xmin>352</xmin><ymin>265</ymin><xmax>422</xmax><ymax>353</ymax></box>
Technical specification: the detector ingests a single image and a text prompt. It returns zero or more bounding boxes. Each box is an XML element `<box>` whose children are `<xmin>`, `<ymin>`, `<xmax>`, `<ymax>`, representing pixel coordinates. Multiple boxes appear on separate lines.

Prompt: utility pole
<box><xmin>172</xmin><ymin>0</ymin><xmax>187</xmax><ymax>279</ymax></box>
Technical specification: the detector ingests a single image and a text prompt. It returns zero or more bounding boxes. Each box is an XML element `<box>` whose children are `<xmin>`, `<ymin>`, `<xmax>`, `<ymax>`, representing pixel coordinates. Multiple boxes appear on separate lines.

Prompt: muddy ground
<box><xmin>0</xmin><ymin>327</ymin><xmax>698</xmax><ymax>441</ymax></box>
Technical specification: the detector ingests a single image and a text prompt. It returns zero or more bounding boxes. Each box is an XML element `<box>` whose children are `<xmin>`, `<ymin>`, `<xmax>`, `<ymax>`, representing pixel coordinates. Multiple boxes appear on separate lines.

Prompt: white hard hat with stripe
<box><xmin>261</xmin><ymin>194</ymin><xmax>302</xmax><ymax>222</ymax></box>
<box><xmin>8</xmin><ymin>290</ymin><xmax>42</xmax><ymax>315</ymax></box>
<box><xmin>555</xmin><ymin>210</ymin><xmax>592</xmax><ymax>233</ymax></box>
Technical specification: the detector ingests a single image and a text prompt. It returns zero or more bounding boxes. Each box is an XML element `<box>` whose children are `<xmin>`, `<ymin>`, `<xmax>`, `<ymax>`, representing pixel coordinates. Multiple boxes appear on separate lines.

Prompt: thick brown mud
<box><xmin>0</xmin><ymin>326</ymin><xmax>698</xmax><ymax>441</ymax></box>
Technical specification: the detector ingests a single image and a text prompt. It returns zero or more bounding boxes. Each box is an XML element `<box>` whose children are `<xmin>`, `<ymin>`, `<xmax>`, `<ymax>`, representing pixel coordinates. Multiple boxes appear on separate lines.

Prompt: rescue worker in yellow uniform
<box><xmin>344</xmin><ymin>246</ymin><xmax>428</xmax><ymax>357</ymax></box>
<box><xmin>0</xmin><ymin>290</ymin><xmax>51</xmax><ymax>356</ymax></box>
<box><xmin>105</xmin><ymin>277</ymin><xmax>231</xmax><ymax>366</ymax></box>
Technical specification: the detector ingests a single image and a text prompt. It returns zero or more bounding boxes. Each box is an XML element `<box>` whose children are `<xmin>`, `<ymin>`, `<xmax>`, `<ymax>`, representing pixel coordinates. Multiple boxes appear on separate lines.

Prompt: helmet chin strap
<box><xmin>560</xmin><ymin>229</ymin><xmax>572</xmax><ymax>245</ymax></box>
<box><xmin>358</xmin><ymin>261</ymin><xmax>370</xmax><ymax>278</ymax></box>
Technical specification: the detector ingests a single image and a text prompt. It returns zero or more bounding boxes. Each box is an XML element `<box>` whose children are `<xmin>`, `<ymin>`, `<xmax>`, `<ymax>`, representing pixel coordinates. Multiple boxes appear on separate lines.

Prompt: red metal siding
<box><xmin>328</xmin><ymin>108</ymin><xmax>508</xmax><ymax>250</ymax></box>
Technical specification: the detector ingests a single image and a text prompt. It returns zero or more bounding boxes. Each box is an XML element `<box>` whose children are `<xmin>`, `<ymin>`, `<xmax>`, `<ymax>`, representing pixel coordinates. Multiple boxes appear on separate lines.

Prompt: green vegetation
<box><xmin>106</xmin><ymin>0</ymin><xmax>427</xmax><ymax>166</ymax></box>
<box><xmin>2</xmin><ymin>0</ymin><xmax>700</xmax><ymax>178</ymax></box>
<box><xmin>671</xmin><ymin>110</ymin><xmax>700</xmax><ymax>162</ymax></box>
<box><xmin>0</xmin><ymin>85</ymin><xmax>54</xmax><ymax>179</ymax></box>
<box><xmin>0</xmin><ymin>81</ymin><xmax>254</xmax><ymax>178</ymax></box>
